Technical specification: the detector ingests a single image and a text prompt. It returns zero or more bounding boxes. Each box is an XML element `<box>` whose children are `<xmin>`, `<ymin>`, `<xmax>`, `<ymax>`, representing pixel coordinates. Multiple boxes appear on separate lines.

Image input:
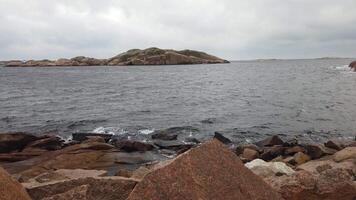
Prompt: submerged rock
<box><xmin>0</xmin><ymin>167</ymin><xmax>32</xmax><ymax>200</ymax></box>
<box><xmin>127</xmin><ymin>139</ymin><xmax>283</xmax><ymax>200</ymax></box>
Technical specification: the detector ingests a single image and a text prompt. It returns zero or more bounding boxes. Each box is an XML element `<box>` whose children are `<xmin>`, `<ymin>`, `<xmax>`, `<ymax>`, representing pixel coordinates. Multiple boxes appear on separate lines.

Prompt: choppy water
<box><xmin>0</xmin><ymin>59</ymin><xmax>355</xmax><ymax>143</ymax></box>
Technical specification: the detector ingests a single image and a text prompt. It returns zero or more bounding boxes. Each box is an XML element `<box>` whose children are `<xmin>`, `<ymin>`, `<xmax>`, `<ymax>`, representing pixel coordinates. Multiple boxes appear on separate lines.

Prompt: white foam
<box><xmin>92</xmin><ymin>126</ymin><xmax>127</xmax><ymax>136</ymax></box>
<box><xmin>138</xmin><ymin>129</ymin><xmax>155</xmax><ymax>135</ymax></box>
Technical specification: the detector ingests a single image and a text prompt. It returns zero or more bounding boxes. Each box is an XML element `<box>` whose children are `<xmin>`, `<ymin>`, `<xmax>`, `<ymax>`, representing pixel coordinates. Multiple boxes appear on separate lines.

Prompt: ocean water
<box><xmin>0</xmin><ymin>59</ymin><xmax>355</xmax><ymax>143</ymax></box>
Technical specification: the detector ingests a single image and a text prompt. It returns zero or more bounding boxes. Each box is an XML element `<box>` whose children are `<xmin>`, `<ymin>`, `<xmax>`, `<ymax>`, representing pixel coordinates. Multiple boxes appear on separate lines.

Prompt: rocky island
<box><xmin>349</xmin><ymin>61</ymin><xmax>356</xmax><ymax>71</ymax></box>
<box><xmin>4</xmin><ymin>47</ymin><xmax>229</xmax><ymax>67</ymax></box>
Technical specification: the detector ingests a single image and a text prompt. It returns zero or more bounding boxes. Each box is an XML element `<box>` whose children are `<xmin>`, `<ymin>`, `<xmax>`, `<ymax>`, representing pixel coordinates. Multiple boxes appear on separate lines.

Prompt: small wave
<box><xmin>92</xmin><ymin>126</ymin><xmax>127</xmax><ymax>135</ymax></box>
<box><xmin>333</xmin><ymin>65</ymin><xmax>353</xmax><ymax>72</ymax></box>
<box><xmin>138</xmin><ymin>129</ymin><xmax>155</xmax><ymax>135</ymax></box>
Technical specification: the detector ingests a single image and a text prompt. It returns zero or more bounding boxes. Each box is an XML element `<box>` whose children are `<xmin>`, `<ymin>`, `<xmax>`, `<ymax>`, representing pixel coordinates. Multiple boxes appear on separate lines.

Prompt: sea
<box><xmin>1</xmin><ymin>58</ymin><xmax>355</xmax><ymax>144</ymax></box>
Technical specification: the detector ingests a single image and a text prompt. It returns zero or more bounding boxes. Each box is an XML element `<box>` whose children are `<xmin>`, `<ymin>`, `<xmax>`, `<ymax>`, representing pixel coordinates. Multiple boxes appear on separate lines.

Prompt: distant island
<box><xmin>4</xmin><ymin>47</ymin><xmax>229</xmax><ymax>67</ymax></box>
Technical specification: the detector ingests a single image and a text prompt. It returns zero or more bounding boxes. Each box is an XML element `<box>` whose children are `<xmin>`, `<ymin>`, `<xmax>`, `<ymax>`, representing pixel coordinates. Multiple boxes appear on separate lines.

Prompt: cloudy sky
<box><xmin>1</xmin><ymin>0</ymin><xmax>356</xmax><ymax>60</ymax></box>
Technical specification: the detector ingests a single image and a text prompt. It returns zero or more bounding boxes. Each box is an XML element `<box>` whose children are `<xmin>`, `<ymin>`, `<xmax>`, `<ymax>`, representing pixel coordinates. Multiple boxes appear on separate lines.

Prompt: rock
<box><xmin>130</xmin><ymin>166</ymin><xmax>152</xmax><ymax>180</ymax></box>
<box><xmin>72</xmin><ymin>133</ymin><xmax>113</xmax><ymax>142</ymax></box>
<box><xmin>115</xmin><ymin>169</ymin><xmax>133</xmax><ymax>178</ymax></box>
<box><xmin>241</xmin><ymin>148</ymin><xmax>260</xmax><ymax>161</ymax></box>
<box><xmin>324</xmin><ymin>140</ymin><xmax>343</xmax><ymax>150</ymax></box>
<box><xmin>266</xmin><ymin>168</ymin><xmax>356</xmax><ymax>200</ymax></box>
<box><xmin>0</xmin><ymin>151</ymin><xmax>45</xmax><ymax>162</ymax></box>
<box><xmin>284</xmin><ymin>145</ymin><xmax>306</xmax><ymax>155</ymax></box>
<box><xmin>0</xmin><ymin>167</ymin><xmax>32</xmax><ymax>200</ymax></box>
<box><xmin>24</xmin><ymin>136</ymin><xmax>63</xmax><ymax>151</ymax></box>
<box><xmin>260</xmin><ymin>145</ymin><xmax>286</xmax><ymax>161</ymax></box>
<box><xmin>42</xmin><ymin>185</ymin><xmax>90</xmax><ymax>200</ymax></box>
<box><xmin>283</xmin><ymin>138</ymin><xmax>299</xmax><ymax>147</ymax></box>
<box><xmin>245</xmin><ymin>159</ymin><xmax>295</xmax><ymax>178</ymax></box>
<box><xmin>213</xmin><ymin>131</ymin><xmax>232</xmax><ymax>144</ymax></box>
<box><xmin>83</xmin><ymin>136</ymin><xmax>106</xmax><ymax>143</ymax></box>
<box><xmin>113</xmin><ymin>139</ymin><xmax>154</xmax><ymax>152</ymax></box>
<box><xmin>292</xmin><ymin>152</ymin><xmax>311</xmax><ymax>165</ymax></box>
<box><xmin>297</xmin><ymin>157</ymin><xmax>355</xmax><ymax>175</ymax></box>
<box><xmin>349</xmin><ymin>61</ymin><xmax>356</xmax><ymax>71</ymax></box>
<box><xmin>236</xmin><ymin>144</ymin><xmax>260</xmax><ymax>155</ymax></box>
<box><xmin>127</xmin><ymin>139</ymin><xmax>283</xmax><ymax>200</ymax></box>
<box><xmin>255</xmin><ymin>135</ymin><xmax>284</xmax><ymax>147</ymax></box>
<box><xmin>151</xmin><ymin>132</ymin><xmax>178</xmax><ymax>141</ymax></box>
<box><xmin>333</xmin><ymin>147</ymin><xmax>356</xmax><ymax>162</ymax></box>
<box><xmin>305</xmin><ymin>144</ymin><xmax>337</xmax><ymax>159</ymax></box>
<box><xmin>153</xmin><ymin>140</ymin><xmax>194</xmax><ymax>152</ymax></box>
<box><xmin>25</xmin><ymin>176</ymin><xmax>138</xmax><ymax>200</ymax></box>
<box><xmin>0</xmin><ymin>132</ymin><xmax>39</xmax><ymax>153</ymax></box>
<box><xmin>184</xmin><ymin>137</ymin><xmax>200</xmax><ymax>144</ymax></box>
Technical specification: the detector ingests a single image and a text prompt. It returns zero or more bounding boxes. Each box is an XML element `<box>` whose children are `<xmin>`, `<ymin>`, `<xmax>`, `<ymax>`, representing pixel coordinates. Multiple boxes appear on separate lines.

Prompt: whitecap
<box><xmin>92</xmin><ymin>126</ymin><xmax>127</xmax><ymax>136</ymax></box>
<box><xmin>138</xmin><ymin>129</ymin><xmax>155</xmax><ymax>135</ymax></box>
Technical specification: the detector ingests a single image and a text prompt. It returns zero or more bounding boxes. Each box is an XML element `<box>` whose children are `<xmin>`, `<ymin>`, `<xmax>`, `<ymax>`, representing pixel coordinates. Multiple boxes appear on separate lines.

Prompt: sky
<box><xmin>1</xmin><ymin>0</ymin><xmax>356</xmax><ymax>60</ymax></box>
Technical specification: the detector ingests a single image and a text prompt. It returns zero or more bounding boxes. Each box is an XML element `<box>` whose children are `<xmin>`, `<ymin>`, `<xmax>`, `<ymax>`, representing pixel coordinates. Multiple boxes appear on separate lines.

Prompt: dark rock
<box><xmin>213</xmin><ymin>132</ymin><xmax>232</xmax><ymax>144</ymax></box>
<box><xmin>260</xmin><ymin>145</ymin><xmax>286</xmax><ymax>161</ymax></box>
<box><xmin>0</xmin><ymin>167</ymin><xmax>32</xmax><ymax>200</ymax></box>
<box><xmin>151</xmin><ymin>132</ymin><xmax>177</xmax><ymax>141</ymax></box>
<box><xmin>284</xmin><ymin>145</ymin><xmax>306</xmax><ymax>155</ymax></box>
<box><xmin>255</xmin><ymin>135</ymin><xmax>284</xmax><ymax>147</ymax></box>
<box><xmin>154</xmin><ymin>140</ymin><xmax>194</xmax><ymax>152</ymax></box>
<box><xmin>72</xmin><ymin>133</ymin><xmax>112</xmax><ymax>142</ymax></box>
<box><xmin>0</xmin><ymin>132</ymin><xmax>39</xmax><ymax>153</ymax></box>
<box><xmin>349</xmin><ymin>61</ymin><xmax>356</xmax><ymax>71</ymax></box>
<box><xmin>127</xmin><ymin>139</ymin><xmax>283</xmax><ymax>200</ymax></box>
<box><xmin>324</xmin><ymin>140</ymin><xmax>343</xmax><ymax>151</ymax></box>
<box><xmin>113</xmin><ymin>139</ymin><xmax>154</xmax><ymax>152</ymax></box>
<box><xmin>184</xmin><ymin>137</ymin><xmax>200</xmax><ymax>144</ymax></box>
<box><xmin>24</xmin><ymin>136</ymin><xmax>63</xmax><ymax>151</ymax></box>
<box><xmin>283</xmin><ymin>138</ymin><xmax>299</xmax><ymax>147</ymax></box>
<box><xmin>305</xmin><ymin>144</ymin><xmax>337</xmax><ymax>159</ymax></box>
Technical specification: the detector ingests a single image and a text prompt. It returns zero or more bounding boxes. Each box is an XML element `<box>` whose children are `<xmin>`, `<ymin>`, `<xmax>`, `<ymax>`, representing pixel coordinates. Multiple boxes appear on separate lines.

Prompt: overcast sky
<box><xmin>1</xmin><ymin>0</ymin><xmax>356</xmax><ymax>60</ymax></box>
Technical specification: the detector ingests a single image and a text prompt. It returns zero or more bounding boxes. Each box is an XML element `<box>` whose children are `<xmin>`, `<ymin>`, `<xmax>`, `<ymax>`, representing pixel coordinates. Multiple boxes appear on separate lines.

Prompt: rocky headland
<box><xmin>349</xmin><ymin>61</ymin><xmax>356</xmax><ymax>71</ymax></box>
<box><xmin>4</xmin><ymin>48</ymin><xmax>229</xmax><ymax>67</ymax></box>
<box><xmin>0</xmin><ymin>131</ymin><xmax>355</xmax><ymax>200</ymax></box>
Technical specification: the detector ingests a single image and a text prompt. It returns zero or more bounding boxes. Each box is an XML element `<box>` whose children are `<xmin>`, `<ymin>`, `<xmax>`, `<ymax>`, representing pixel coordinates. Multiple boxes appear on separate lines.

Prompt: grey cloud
<box><xmin>0</xmin><ymin>0</ymin><xmax>356</xmax><ymax>60</ymax></box>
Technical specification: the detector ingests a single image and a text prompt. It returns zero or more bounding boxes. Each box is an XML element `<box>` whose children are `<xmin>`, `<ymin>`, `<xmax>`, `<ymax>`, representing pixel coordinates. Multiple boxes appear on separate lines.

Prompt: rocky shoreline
<box><xmin>0</xmin><ymin>131</ymin><xmax>355</xmax><ymax>200</ymax></box>
<box><xmin>3</xmin><ymin>47</ymin><xmax>229</xmax><ymax>67</ymax></box>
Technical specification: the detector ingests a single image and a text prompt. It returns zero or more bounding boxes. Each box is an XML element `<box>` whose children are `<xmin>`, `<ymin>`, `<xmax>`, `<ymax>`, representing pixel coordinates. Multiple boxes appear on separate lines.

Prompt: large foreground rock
<box><xmin>127</xmin><ymin>139</ymin><xmax>283</xmax><ymax>200</ymax></box>
<box><xmin>0</xmin><ymin>167</ymin><xmax>32</xmax><ymax>200</ymax></box>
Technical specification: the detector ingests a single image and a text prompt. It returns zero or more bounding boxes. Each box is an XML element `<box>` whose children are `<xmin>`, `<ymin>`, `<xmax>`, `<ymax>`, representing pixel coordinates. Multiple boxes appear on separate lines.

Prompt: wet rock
<box><xmin>0</xmin><ymin>167</ymin><xmax>32</xmax><ymax>200</ymax></box>
<box><xmin>284</xmin><ymin>145</ymin><xmax>306</xmax><ymax>155</ymax></box>
<box><xmin>255</xmin><ymin>135</ymin><xmax>284</xmax><ymax>147</ymax></box>
<box><xmin>245</xmin><ymin>159</ymin><xmax>295</xmax><ymax>178</ymax></box>
<box><xmin>72</xmin><ymin>133</ymin><xmax>112</xmax><ymax>142</ymax></box>
<box><xmin>24</xmin><ymin>136</ymin><xmax>63</xmax><ymax>151</ymax></box>
<box><xmin>213</xmin><ymin>131</ymin><xmax>232</xmax><ymax>144</ymax></box>
<box><xmin>349</xmin><ymin>60</ymin><xmax>356</xmax><ymax>71</ymax></box>
<box><xmin>241</xmin><ymin>148</ymin><xmax>260</xmax><ymax>161</ymax></box>
<box><xmin>25</xmin><ymin>176</ymin><xmax>137</xmax><ymax>200</ymax></box>
<box><xmin>151</xmin><ymin>132</ymin><xmax>178</xmax><ymax>141</ymax></box>
<box><xmin>154</xmin><ymin>140</ymin><xmax>194</xmax><ymax>152</ymax></box>
<box><xmin>283</xmin><ymin>138</ymin><xmax>299</xmax><ymax>147</ymax></box>
<box><xmin>333</xmin><ymin>147</ymin><xmax>356</xmax><ymax>162</ymax></box>
<box><xmin>184</xmin><ymin>137</ymin><xmax>200</xmax><ymax>144</ymax></box>
<box><xmin>324</xmin><ymin>140</ymin><xmax>343</xmax><ymax>150</ymax></box>
<box><xmin>305</xmin><ymin>144</ymin><xmax>337</xmax><ymax>159</ymax></box>
<box><xmin>0</xmin><ymin>132</ymin><xmax>39</xmax><ymax>153</ymax></box>
<box><xmin>113</xmin><ymin>139</ymin><xmax>154</xmax><ymax>152</ymax></box>
<box><xmin>127</xmin><ymin>139</ymin><xmax>283</xmax><ymax>200</ymax></box>
<box><xmin>260</xmin><ymin>145</ymin><xmax>286</xmax><ymax>161</ymax></box>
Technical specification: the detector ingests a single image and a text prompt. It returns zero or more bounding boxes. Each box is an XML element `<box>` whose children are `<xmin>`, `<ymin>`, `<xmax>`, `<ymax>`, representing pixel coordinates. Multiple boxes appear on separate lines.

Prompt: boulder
<box><xmin>245</xmin><ymin>159</ymin><xmax>295</xmax><ymax>178</ymax></box>
<box><xmin>292</xmin><ymin>152</ymin><xmax>311</xmax><ymax>165</ymax></box>
<box><xmin>305</xmin><ymin>144</ymin><xmax>337</xmax><ymax>159</ymax></box>
<box><xmin>266</xmin><ymin>168</ymin><xmax>356</xmax><ymax>200</ymax></box>
<box><xmin>236</xmin><ymin>144</ymin><xmax>260</xmax><ymax>155</ymax></box>
<box><xmin>297</xmin><ymin>156</ymin><xmax>355</xmax><ymax>175</ymax></box>
<box><xmin>255</xmin><ymin>135</ymin><xmax>284</xmax><ymax>147</ymax></box>
<box><xmin>260</xmin><ymin>145</ymin><xmax>286</xmax><ymax>161</ymax></box>
<box><xmin>42</xmin><ymin>185</ymin><xmax>90</xmax><ymax>200</ymax></box>
<box><xmin>72</xmin><ymin>133</ymin><xmax>113</xmax><ymax>142</ymax></box>
<box><xmin>151</xmin><ymin>132</ymin><xmax>178</xmax><ymax>141</ymax></box>
<box><xmin>333</xmin><ymin>147</ymin><xmax>356</xmax><ymax>162</ymax></box>
<box><xmin>127</xmin><ymin>139</ymin><xmax>283</xmax><ymax>200</ymax></box>
<box><xmin>113</xmin><ymin>139</ymin><xmax>154</xmax><ymax>152</ymax></box>
<box><xmin>324</xmin><ymin>140</ymin><xmax>343</xmax><ymax>151</ymax></box>
<box><xmin>213</xmin><ymin>131</ymin><xmax>232</xmax><ymax>144</ymax></box>
<box><xmin>153</xmin><ymin>140</ymin><xmax>194</xmax><ymax>152</ymax></box>
<box><xmin>284</xmin><ymin>145</ymin><xmax>306</xmax><ymax>155</ymax></box>
<box><xmin>241</xmin><ymin>148</ymin><xmax>260</xmax><ymax>161</ymax></box>
<box><xmin>25</xmin><ymin>176</ymin><xmax>138</xmax><ymax>200</ymax></box>
<box><xmin>349</xmin><ymin>61</ymin><xmax>356</xmax><ymax>71</ymax></box>
<box><xmin>0</xmin><ymin>167</ymin><xmax>32</xmax><ymax>200</ymax></box>
<box><xmin>24</xmin><ymin>136</ymin><xmax>63</xmax><ymax>151</ymax></box>
<box><xmin>0</xmin><ymin>132</ymin><xmax>39</xmax><ymax>153</ymax></box>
